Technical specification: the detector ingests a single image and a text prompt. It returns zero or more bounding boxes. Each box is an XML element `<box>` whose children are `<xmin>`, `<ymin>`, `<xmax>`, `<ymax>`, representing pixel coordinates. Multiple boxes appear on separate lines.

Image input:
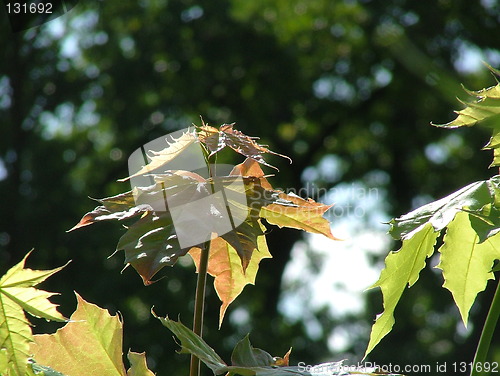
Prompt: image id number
<box><xmin>6</xmin><ymin>2</ymin><xmax>53</xmax><ymax>14</ymax></box>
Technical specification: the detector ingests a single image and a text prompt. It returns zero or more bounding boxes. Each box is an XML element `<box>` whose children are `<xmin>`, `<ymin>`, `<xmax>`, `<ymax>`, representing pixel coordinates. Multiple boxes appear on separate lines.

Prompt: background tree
<box><xmin>1</xmin><ymin>0</ymin><xmax>499</xmax><ymax>374</ymax></box>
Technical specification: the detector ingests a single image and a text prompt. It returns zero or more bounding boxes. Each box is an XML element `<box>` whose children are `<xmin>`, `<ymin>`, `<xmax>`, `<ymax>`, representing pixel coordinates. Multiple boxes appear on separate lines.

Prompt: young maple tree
<box><xmin>70</xmin><ymin>122</ymin><xmax>339</xmax><ymax>325</ymax></box>
<box><xmin>69</xmin><ymin>122</ymin><xmax>345</xmax><ymax>376</ymax></box>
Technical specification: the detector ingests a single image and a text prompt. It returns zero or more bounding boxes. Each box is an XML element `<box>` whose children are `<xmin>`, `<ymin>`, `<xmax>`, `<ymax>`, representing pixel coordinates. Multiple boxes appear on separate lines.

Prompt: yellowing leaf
<box><xmin>229</xmin><ymin>158</ymin><xmax>273</xmax><ymax>190</ymax></box>
<box><xmin>0</xmin><ymin>252</ymin><xmax>67</xmax><ymax>376</ymax></box>
<box><xmin>436</xmin><ymin>211</ymin><xmax>500</xmax><ymax>326</ymax></box>
<box><xmin>260</xmin><ymin>193</ymin><xmax>339</xmax><ymax>241</ymax></box>
<box><xmin>189</xmin><ymin>222</ymin><xmax>272</xmax><ymax>326</ymax></box>
<box><xmin>31</xmin><ymin>293</ymin><xmax>126</xmax><ymax>376</ymax></box>
<box><xmin>31</xmin><ymin>294</ymin><xmax>155</xmax><ymax>376</ymax></box>
<box><xmin>365</xmin><ymin>223</ymin><xmax>438</xmax><ymax>358</ymax></box>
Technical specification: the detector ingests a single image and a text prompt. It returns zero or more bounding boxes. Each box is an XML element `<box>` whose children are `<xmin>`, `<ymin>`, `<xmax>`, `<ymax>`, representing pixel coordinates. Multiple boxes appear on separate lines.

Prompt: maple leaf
<box><xmin>30</xmin><ymin>293</ymin><xmax>154</xmax><ymax>376</ymax></box>
<box><xmin>436</xmin><ymin>211</ymin><xmax>500</xmax><ymax>326</ymax></box>
<box><xmin>365</xmin><ymin>176</ymin><xmax>500</xmax><ymax>358</ymax></box>
<box><xmin>260</xmin><ymin>192</ymin><xmax>339</xmax><ymax>241</ymax></box>
<box><xmin>118</xmin><ymin>130</ymin><xmax>198</xmax><ymax>181</ymax></box>
<box><xmin>0</xmin><ymin>251</ymin><xmax>67</xmax><ymax>376</ymax></box>
<box><xmin>365</xmin><ymin>223</ymin><xmax>438</xmax><ymax>358</ymax></box>
<box><xmin>70</xmin><ymin>171</ymin><xmax>211</xmax><ymax>284</ymax></box>
<box><xmin>197</xmin><ymin>122</ymin><xmax>292</xmax><ymax>170</ymax></box>
<box><xmin>189</xmin><ymin>222</ymin><xmax>272</xmax><ymax>326</ymax></box>
<box><xmin>432</xmin><ymin>65</ymin><xmax>500</xmax><ymax>167</ymax></box>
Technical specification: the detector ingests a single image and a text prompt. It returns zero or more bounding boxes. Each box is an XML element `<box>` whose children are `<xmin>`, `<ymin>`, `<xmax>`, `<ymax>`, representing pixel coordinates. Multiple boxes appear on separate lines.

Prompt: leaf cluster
<box><xmin>366</xmin><ymin>69</ymin><xmax>500</xmax><ymax>357</ymax></box>
<box><xmin>70</xmin><ymin>124</ymin><xmax>338</xmax><ymax>324</ymax></box>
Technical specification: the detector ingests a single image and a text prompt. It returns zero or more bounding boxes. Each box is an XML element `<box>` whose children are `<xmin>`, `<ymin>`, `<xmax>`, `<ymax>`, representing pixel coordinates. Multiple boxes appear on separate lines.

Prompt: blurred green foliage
<box><xmin>1</xmin><ymin>0</ymin><xmax>499</xmax><ymax>374</ymax></box>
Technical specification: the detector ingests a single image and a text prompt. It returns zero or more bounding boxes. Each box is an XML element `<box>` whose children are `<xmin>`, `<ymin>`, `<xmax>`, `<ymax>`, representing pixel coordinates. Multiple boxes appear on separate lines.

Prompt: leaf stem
<box><xmin>190</xmin><ymin>240</ymin><xmax>211</xmax><ymax>376</ymax></box>
<box><xmin>471</xmin><ymin>277</ymin><xmax>500</xmax><ymax>376</ymax></box>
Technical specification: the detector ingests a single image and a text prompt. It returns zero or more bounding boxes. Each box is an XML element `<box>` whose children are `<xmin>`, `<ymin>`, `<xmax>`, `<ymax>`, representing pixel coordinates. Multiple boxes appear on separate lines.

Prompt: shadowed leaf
<box><xmin>156</xmin><ymin>317</ymin><xmax>395</xmax><ymax>375</ymax></box>
<box><xmin>231</xmin><ymin>335</ymin><xmax>274</xmax><ymax>367</ymax></box>
<box><xmin>152</xmin><ymin>314</ymin><xmax>227</xmax><ymax>374</ymax></box>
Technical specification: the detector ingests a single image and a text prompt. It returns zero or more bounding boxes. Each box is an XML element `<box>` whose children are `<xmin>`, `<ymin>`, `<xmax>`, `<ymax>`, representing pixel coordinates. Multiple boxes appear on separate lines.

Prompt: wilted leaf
<box><xmin>31</xmin><ymin>293</ymin><xmax>154</xmax><ymax>376</ymax></box>
<box><xmin>365</xmin><ymin>223</ymin><xmax>439</xmax><ymax>358</ymax></box>
<box><xmin>0</xmin><ymin>252</ymin><xmax>67</xmax><ymax>376</ymax></box>
<box><xmin>189</xmin><ymin>222</ymin><xmax>272</xmax><ymax>326</ymax></box>
<box><xmin>436</xmin><ymin>211</ymin><xmax>500</xmax><ymax>326</ymax></box>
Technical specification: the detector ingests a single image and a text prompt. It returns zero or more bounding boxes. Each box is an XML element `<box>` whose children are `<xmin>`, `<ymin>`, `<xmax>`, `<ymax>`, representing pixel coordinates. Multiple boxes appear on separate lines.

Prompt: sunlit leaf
<box><xmin>432</xmin><ymin>69</ymin><xmax>500</xmax><ymax>167</ymax></box>
<box><xmin>436</xmin><ymin>211</ymin><xmax>500</xmax><ymax>326</ymax></box>
<box><xmin>230</xmin><ymin>158</ymin><xmax>273</xmax><ymax>190</ymax></box>
<box><xmin>388</xmin><ymin>177</ymin><xmax>499</xmax><ymax>240</ymax></box>
<box><xmin>0</xmin><ymin>252</ymin><xmax>67</xmax><ymax>376</ymax></box>
<box><xmin>365</xmin><ymin>223</ymin><xmax>438</xmax><ymax>358</ymax></box>
<box><xmin>118</xmin><ymin>130</ymin><xmax>198</xmax><ymax>181</ymax></box>
<box><xmin>260</xmin><ymin>192</ymin><xmax>339</xmax><ymax>241</ymax></box>
<box><xmin>31</xmin><ymin>294</ymin><xmax>154</xmax><ymax>376</ymax></box>
<box><xmin>367</xmin><ymin>176</ymin><xmax>500</xmax><ymax>357</ymax></box>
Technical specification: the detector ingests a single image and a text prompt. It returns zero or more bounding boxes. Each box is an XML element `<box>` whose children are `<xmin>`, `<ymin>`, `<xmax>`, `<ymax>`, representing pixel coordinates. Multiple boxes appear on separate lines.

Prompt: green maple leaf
<box><xmin>365</xmin><ymin>223</ymin><xmax>438</xmax><ymax>358</ymax></box>
<box><xmin>436</xmin><ymin>211</ymin><xmax>500</xmax><ymax>326</ymax></box>
<box><xmin>366</xmin><ymin>175</ymin><xmax>500</xmax><ymax>357</ymax></box>
<box><xmin>30</xmin><ymin>293</ymin><xmax>154</xmax><ymax>376</ymax></box>
<box><xmin>0</xmin><ymin>252</ymin><xmax>67</xmax><ymax>376</ymax></box>
<box><xmin>432</xmin><ymin>65</ymin><xmax>500</xmax><ymax>167</ymax></box>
